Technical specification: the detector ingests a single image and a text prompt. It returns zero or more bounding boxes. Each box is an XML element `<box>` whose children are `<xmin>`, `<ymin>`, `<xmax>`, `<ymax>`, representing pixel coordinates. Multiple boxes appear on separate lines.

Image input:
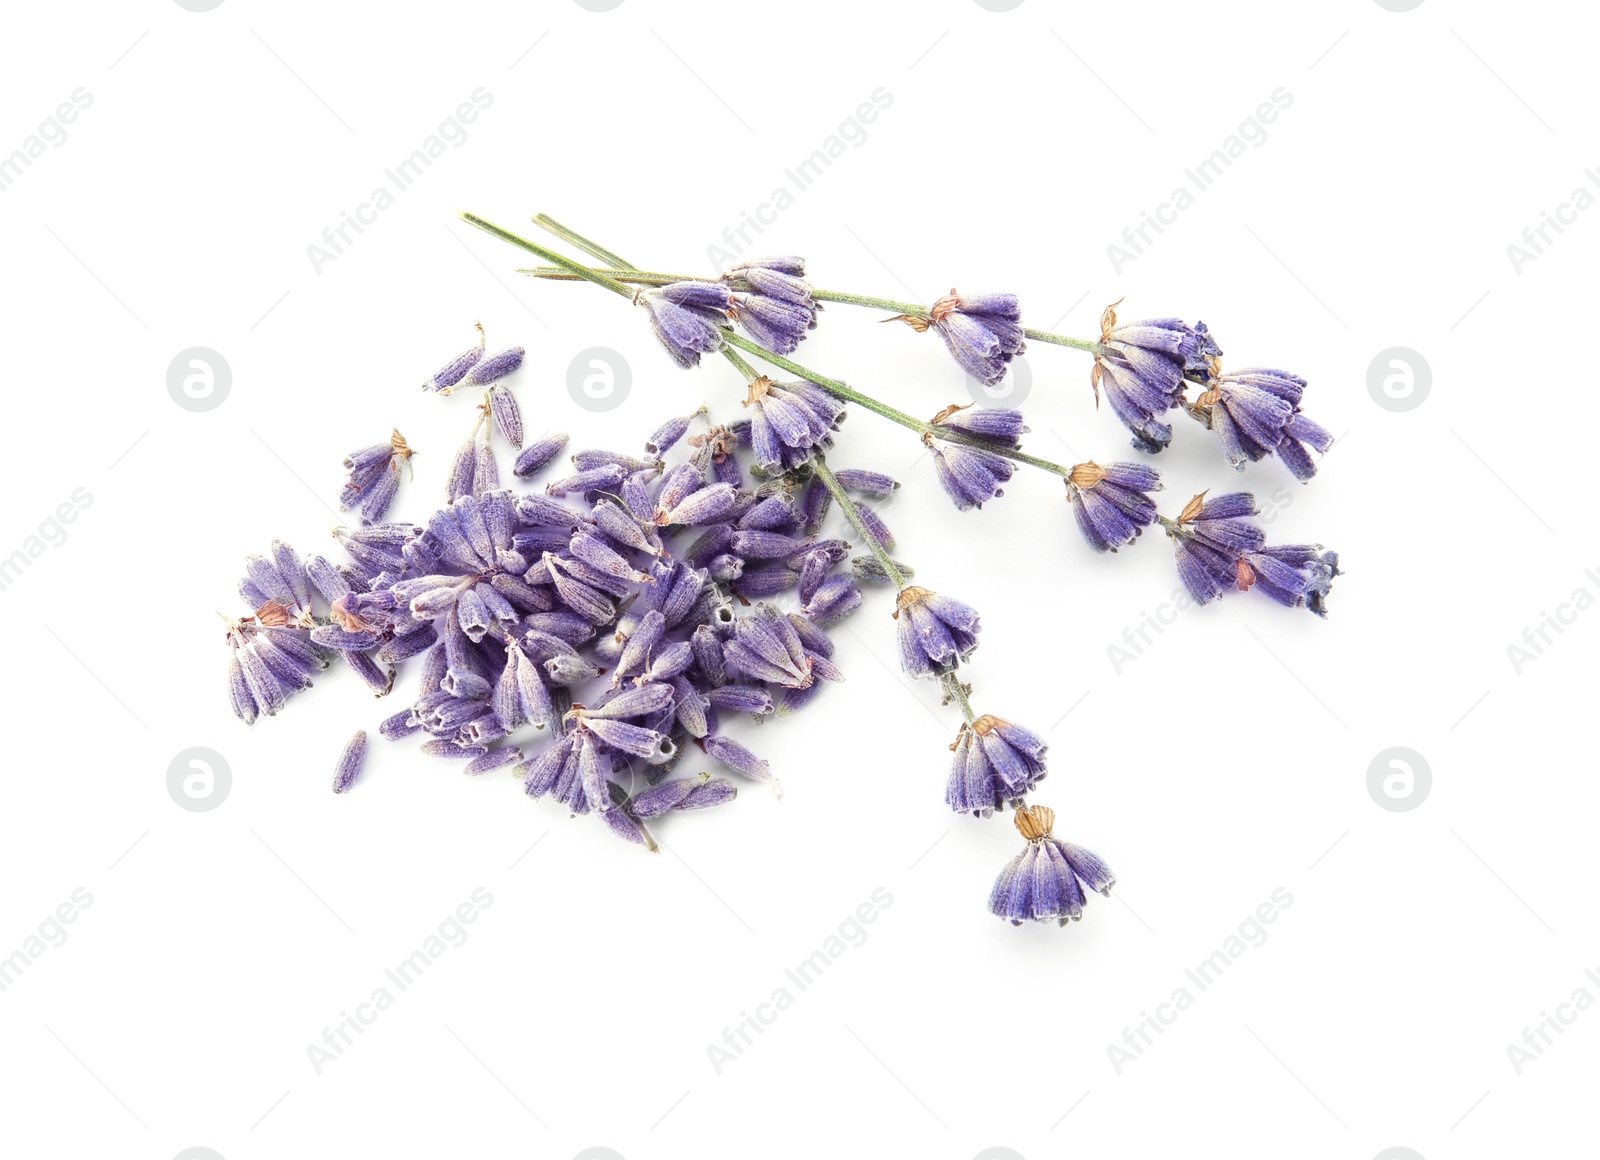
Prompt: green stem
<box><xmin>532</xmin><ymin>214</ymin><xmax>637</xmax><ymax>271</ymax></box>
<box><xmin>720</xmin><ymin>346</ymin><xmax>760</xmax><ymax>382</ymax></box>
<box><xmin>457</xmin><ymin>212</ymin><xmax>635</xmax><ymax>299</ymax></box>
<box><xmin>939</xmin><ymin>671</ymin><xmax>979</xmax><ymax>725</ymax></box>
<box><xmin>721</xmin><ymin>331</ymin><xmax>932</xmax><ymax>434</ymax></box>
<box><xmin>811</xmin><ymin>458</ymin><xmax>907</xmax><ymax>589</ymax></box>
<box><xmin>1023</xmin><ymin>328</ymin><xmax>1104</xmax><ymax>354</ymax></box>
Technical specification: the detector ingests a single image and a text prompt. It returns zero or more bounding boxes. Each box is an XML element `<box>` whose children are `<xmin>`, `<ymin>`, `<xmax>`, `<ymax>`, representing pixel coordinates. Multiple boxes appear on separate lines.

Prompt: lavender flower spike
<box><xmin>333</xmin><ymin>730</ymin><xmax>368</xmax><ymax>794</ymax></box>
<box><xmin>1066</xmin><ymin>461</ymin><xmax>1162</xmax><ymax>553</ymax></box>
<box><xmin>895</xmin><ymin>586</ymin><xmax>981</xmax><ymax>677</ymax></box>
<box><xmin>1190</xmin><ymin>364</ymin><xmax>1333</xmax><ymax>481</ymax></box>
<box><xmin>743</xmin><ymin>376</ymin><xmax>845</xmax><ymax>473</ymax></box>
<box><xmin>989</xmin><ymin>806</ymin><xmax>1115</xmax><ymax>927</ymax></box>
<box><xmin>640</xmin><ymin>288</ymin><xmax>728</xmax><ymax>369</ymax></box>
<box><xmin>1165</xmin><ymin>491</ymin><xmax>1265</xmax><ymax>605</ymax></box>
<box><xmin>1091</xmin><ymin>302</ymin><xmax>1218</xmax><ymax>453</ymax></box>
<box><xmin>910</xmin><ymin>290</ymin><xmax>1024</xmax><ymax>387</ymax></box>
<box><xmin>946</xmin><ymin>715</ymin><xmax>1048</xmax><ymax>817</ymax></box>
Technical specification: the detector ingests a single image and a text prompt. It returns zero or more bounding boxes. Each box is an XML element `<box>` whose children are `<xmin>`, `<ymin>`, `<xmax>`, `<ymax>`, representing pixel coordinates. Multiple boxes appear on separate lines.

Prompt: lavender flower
<box><xmin>341</xmin><ymin>430</ymin><xmax>413</xmax><ymax>524</ymax></box>
<box><xmin>1236</xmin><ymin>544</ymin><xmax>1341</xmax><ymax>616</ymax></box>
<box><xmin>918</xmin><ymin>290</ymin><xmax>1025</xmax><ymax>387</ymax></box>
<box><xmin>513</xmin><ymin>432</ymin><xmax>569</xmax><ymax>478</ymax></box>
<box><xmin>927</xmin><ymin>440</ymin><xmax>1014</xmax><ymax>510</ymax></box>
<box><xmin>458</xmin><ymin>346</ymin><xmax>525</xmax><ymax>391</ymax></box>
<box><xmin>895</xmin><ymin>586</ymin><xmax>981</xmax><ymax>677</ymax></box>
<box><xmin>946</xmin><ymin>715</ymin><xmax>1048</xmax><ymax>817</ymax></box>
<box><xmin>640</xmin><ymin>286</ymin><xmax>729</xmax><ymax>368</ymax></box>
<box><xmin>422</xmin><ymin>323</ymin><xmax>485</xmax><ymax>392</ymax></box>
<box><xmin>727</xmin><ymin>258</ymin><xmax>818</xmax><ymax>354</ymax></box>
<box><xmin>931</xmin><ymin>405</ymin><xmax>1029</xmax><ymax>448</ymax></box>
<box><xmin>1092</xmin><ymin>303</ymin><xmax>1218</xmax><ymax>453</ymax></box>
<box><xmin>1165</xmin><ymin>491</ymin><xmax>1266</xmax><ymax>605</ymax></box>
<box><xmin>333</xmin><ymin>730</ymin><xmax>368</xmax><ymax>793</ymax></box>
<box><xmin>743</xmin><ymin>376</ymin><xmax>844</xmax><ymax>473</ymax></box>
<box><xmin>1066</xmin><ymin>461</ymin><xmax>1162</xmax><ymax>552</ymax></box>
<box><xmin>989</xmin><ymin>806</ymin><xmax>1115</xmax><ymax>927</ymax></box>
<box><xmin>487</xmin><ymin>384</ymin><xmax>523</xmax><ymax>447</ymax></box>
<box><xmin>1190</xmin><ymin>366</ymin><xmax>1334</xmax><ymax>480</ymax></box>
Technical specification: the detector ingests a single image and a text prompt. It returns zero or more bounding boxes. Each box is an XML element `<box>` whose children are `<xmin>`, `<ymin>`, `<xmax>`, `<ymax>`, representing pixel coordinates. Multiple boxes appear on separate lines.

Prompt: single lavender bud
<box><xmin>1066</xmin><ymin>461</ymin><xmax>1163</xmax><ymax>553</ymax></box>
<box><xmin>933</xmin><ymin>406</ymin><xmax>1029</xmax><ymax>448</ymax></box>
<box><xmin>465</xmin><ymin>747</ymin><xmax>523</xmax><ymax>776</ymax></box>
<box><xmin>546</xmin><ymin>464</ymin><xmax>628</xmax><ymax>497</ymax></box>
<box><xmin>644</xmin><ymin>406</ymin><xmax>708</xmax><ymax>457</ymax></box>
<box><xmin>487</xmin><ymin>384</ymin><xmax>524</xmax><ymax>448</ymax></box>
<box><xmin>422</xmin><ymin>323</ymin><xmax>486</xmax><ymax>392</ymax></box>
<box><xmin>705</xmin><ymin>734</ymin><xmax>781</xmax><ymax>797</ymax></box>
<box><xmin>473</xmin><ymin>427</ymin><xmax>499</xmax><ymax>495</ymax></box>
<box><xmin>629</xmin><ymin>773</ymin><xmax>710</xmax><ymax>818</ymax></box>
<box><xmin>708</xmin><ymin>685</ymin><xmax>774</xmax><ymax>716</ymax></box>
<box><xmin>663</xmin><ymin>483</ymin><xmax>738</xmax><ymax>527</ymax></box>
<box><xmin>1091</xmin><ymin>303</ymin><xmax>1217</xmax><ymax>453</ymax></box>
<box><xmin>802</xmin><ymin>574</ymin><xmax>863</xmax><ymax>627</ymax></box>
<box><xmin>513</xmin><ymin>432</ymin><xmax>570</xmax><ymax>478</ymax></box>
<box><xmin>730</xmin><ymin>255</ymin><xmax>806</xmax><ymax>277</ymax></box>
<box><xmin>446</xmin><ymin>433</ymin><xmax>477</xmax><ymax>503</ymax></box>
<box><xmin>989</xmin><ymin>806</ymin><xmax>1115</xmax><ymax>927</ymax></box>
<box><xmin>848</xmin><ymin>555</ymin><xmax>912</xmax><ymax>585</ymax></box>
<box><xmin>678</xmin><ymin>778</ymin><xmax>737</xmax><ymax>811</ymax></box>
<box><xmin>379</xmin><ymin>709</ymin><xmax>421</xmax><ymax>740</ymax></box>
<box><xmin>461</xmin><ymin>346</ymin><xmax>525</xmax><ymax>388</ymax></box>
<box><xmin>832</xmin><ymin>469</ymin><xmax>898</xmax><ymax>500</ymax></box>
<box><xmin>343</xmin><ymin>650</ymin><xmax>395</xmax><ymax>695</ymax></box>
<box><xmin>894</xmin><ymin>587</ymin><xmax>981</xmax><ymax>677</ymax></box>
<box><xmin>332</xmin><ymin>730</ymin><xmax>368</xmax><ymax>793</ymax></box>
<box><xmin>732</xmin><ymin>565</ymin><xmax>797</xmax><ymax>596</ymax></box>
<box><xmin>852</xmin><ymin>502</ymin><xmax>895</xmax><ymax>551</ymax></box>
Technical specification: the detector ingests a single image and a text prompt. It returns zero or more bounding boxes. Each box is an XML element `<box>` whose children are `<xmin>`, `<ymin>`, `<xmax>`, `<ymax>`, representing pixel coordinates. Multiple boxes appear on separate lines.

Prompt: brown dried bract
<box><xmin>1177</xmin><ymin>491</ymin><xmax>1209</xmax><ymax>525</ymax></box>
<box><xmin>1098</xmin><ymin>298</ymin><xmax>1125</xmax><ymax>342</ymax></box>
<box><xmin>1068</xmin><ymin>461</ymin><xmax>1107</xmax><ymax>490</ymax></box>
<box><xmin>254</xmin><ymin>600</ymin><xmax>291</xmax><ymax>627</ymax></box>
<box><xmin>929</xmin><ymin>401</ymin><xmax>972</xmax><ymax>426</ymax></box>
<box><xmin>883</xmin><ymin>313</ymin><xmax>931</xmax><ymax>332</ymax></box>
<box><xmin>893</xmin><ymin>585</ymin><xmax>930</xmax><ymax>619</ymax></box>
<box><xmin>390</xmin><ymin>428</ymin><xmax>413</xmax><ymax>461</ymax></box>
<box><xmin>971</xmin><ymin>713</ymin><xmax>1010</xmax><ymax>738</ymax></box>
<box><xmin>742</xmin><ymin>375</ymin><xmax>774</xmax><ymax>407</ymax></box>
<box><xmin>1235</xmin><ymin>558</ymin><xmax>1256</xmax><ymax>592</ymax></box>
<box><xmin>1014</xmin><ymin>804</ymin><xmax>1056</xmax><ymax>842</ymax></box>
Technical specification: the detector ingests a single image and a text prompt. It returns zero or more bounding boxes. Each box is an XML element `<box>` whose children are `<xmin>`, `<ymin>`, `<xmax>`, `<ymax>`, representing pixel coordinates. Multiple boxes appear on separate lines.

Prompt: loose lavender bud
<box><xmin>895</xmin><ymin>587</ymin><xmax>981</xmax><ymax>677</ymax></box>
<box><xmin>663</xmin><ymin>483</ymin><xmax>738</xmax><ymax>528</ymax></box>
<box><xmin>629</xmin><ymin>773</ymin><xmax>709</xmax><ymax>818</ymax></box>
<box><xmin>644</xmin><ymin>406</ymin><xmax>707</xmax><ymax>457</ymax></box>
<box><xmin>832</xmin><ymin>468</ymin><xmax>898</xmax><ymax>500</ymax></box>
<box><xmin>513</xmin><ymin>432</ymin><xmax>570</xmax><ymax>479</ymax></box>
<box><xmin>678</xmin><ymin>778</ymin><xmax>737</xmax><ymax>811</ymax></box>
<box><xmin>473</xmin><ymin>428</ymin><xmax>499</xmax><ymax>495</ymax></box>
<box><xmin>332</xmin><ymin>730</ymin><xmax>368</xmax><ymax>793</ymax></box>
<box><xmin>446</xmin><ymin>433</ymin><xmax>477</xmax><ymax>503</ymax></box>
<box><xmin>853</xmin><ymin>502</ymin><xmax>895</xmax><ymax>551</ymax></box>
<box><xmin>1066</xmin><ymin>461</ymin><xmax>1162</xmax><ymax>553</ymax></box>
<box><xmin>422</xmin><ymin>323</ymin><xmax>485</xmax><ymax>392</ymax></box>
<box><xmin>378</xmin><ymin>709</ymin><xmax>421</xmax><ymax>740</ymax></box>
<box><xmin>989</xmin><ymin>806</ymin><xmax>1115</xmax><ymax>927</ymax></box>
<box><xmin>487</xmin><ymin>384</ymin><xmax>524</xmax><ymax>448</ymax></box>
<box><xmin>465</xmin><ymin>747</ymin><xmax>523</xmax><ymax>776</ymax></box>
<box><xmin>705</xmin><ymin>734</ymin><xmax>781</xmax><ymax>797</ymax></box>
<box><xmin>461</xmin><ymin>346</ymin><xmax>525</xmax><ymax>388</ymax></box>
<box><xmin>709</xmin><ymin>685</ymin><xmax>774</xmax><ymax>716</ymax></box>
<box><xmin>803</xmin><ymin>574</ymin><xmax>863</xmax><ymax>627</ymax></box>
<box><xmin>546</xmin><ymin>464</ymin><xmax>628</xmax><ymax>497</ymax></box>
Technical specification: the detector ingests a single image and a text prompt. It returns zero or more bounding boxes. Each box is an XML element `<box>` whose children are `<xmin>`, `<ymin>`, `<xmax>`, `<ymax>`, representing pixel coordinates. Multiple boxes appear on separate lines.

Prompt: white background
<box><xmin>1</xmin><ymin>1</ymin><xmax>1594</xmax><ymax>1158</ymax></box>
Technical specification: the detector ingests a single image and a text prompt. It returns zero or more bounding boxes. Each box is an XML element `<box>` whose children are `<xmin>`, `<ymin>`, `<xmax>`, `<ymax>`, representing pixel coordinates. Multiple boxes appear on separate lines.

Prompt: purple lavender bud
<box><xmin>894</xmin><ymin>587</ymin><xmax>980</xmax><ymax>677</ymax></box>
<box><xmin>644</xmin><ymin>406</ymin><xmax>707</xmax><ymax>458</ymax></box>
<box><xmin>708</xmin><ymin>554</ymin><xmax>744</xmax><ymax>582</ymax></box>
<box><xmin>659</xmin><ymin>280</ymin><xmax>735</xmax><ymax>311</ymax></box>
<box><xmin>226</xmin><ymin>649</ymin><xmax>258</xmax><ymax>725</ymax></box>
<box><xmin>935</xmin><ymin>407</ymin><xmax>1029</xmax><ymax>448</ymax></box>
<box><xmin>590</xmin><ymin>500</ymin><xmax>659</xmax><ymax>556</ymax></box>
<box><xmin>691</xmin><ymin>623</ymin><xmax>727</xmax><ymax>687</ymax></box>
<box><xmin>733</xmin><ymin>294</ymin><xmax>816</xmax><ymax>355</ymax></box>
<box><xmin>423</xmin><ymin>324</ymin><xmax>486</xmax><ymax>392</ymax></box>
<box><xmin>546</xmin><ymin>464</ymin><xmax>628</xmax><ymax>498</ymax></box>
<box><xmin>473</xmin><ymin>429</ymin><xmax>499</xmax><ymax>495</ymax></box>
<box><xmin>1092</xmin><ymin>305</ymin><xmax>1215</xmax><ymax>453</ymax></box>
<box><xmin>569</xmin><ymin>529</ymin><xmax>651</xmax><ymax>584</ymax></box>
<box><xmin>705</xmin><ymin>734</ymin><xmax>781</xmax><ymax>797</ymax></box>
<box><xmin>853</xmin><ymin>502</ymin><xmax>895</xmax><ymax>551</ymax></box>
<box><xmin>613</xmin><ymin>610</ymin><xmax>666</xmax><ymax>684</ymax></box>
<box><xmin>709</xmin><ymin>685</ymin><xmax>774</xmax><ymax>716</ymax></box>
<box><xmin>332</xmin><ymin>730</ymin><xmax>368</xmax><ymax>793</ymax></box>
<box><xmin>733</xmin><ymin>565</ymin><xmax>798</xmax><ymax>596</ymax></box>
<box><xmin>730</xmin><ymin>530</ymin><xmax>809</xmax><ymax>561</ymax></box>
<box><xmin>629</xmin><ymin>774</ymin><xmax>707</xmax><ymax>818</ymax></box>
<box><xmin>486</xmin><ymin>383</ymin><xmax>524</xmax><ymax>448</ymax></box>
<box><xmin>802</xmin><ymin>574</ymin><xmax>862</xmax><ymax>627</ymax></box>
<box><xmin>269</xmin><ymin>541</ymin><xmax>311</xmax><ymax>616</ymax></box>
<box><xmin>343</xmin><ymin>650</ymin><xmax>395</xmax><ymax>695</ymax></box>
<box><xmin>524</xmin><ymin>611</ymin><xmax>597</xmax><ymax>645</ymax></box>
<box><xmin>641</xmin><ymin>293</ymin><xmax>726</xmax><ymax>369</ymax></box>
<box><xmin>360</xmin><ymin>467</ymin><xmax>401</xmax><ymax>525</ymax></box>
<box><xmin>379</xmin><ymin>709</ymin><xmax>420</xmax><ymax>740</ymax></box>
<box><xmin>421</xmin><ymin>739</ymin><xmax>489</xmax><ymax>760</ymax></box>
<box><xmin>683</xmin><ymin>524</ymin><xmax>735</xmax><ymax>569</ymax></box>
<box><xmin>929</xmin><ymin>443</ymin><xmax>1015</xmax><ymax>511</ymax></box>
<box><xmin>744</xmin><ymin>378</ymin><xmax>842</xmax><ymax>473</ymax></box>
<box><xmin>446</xmin><ymin>434</ymin><xmax>477</xmax><ymax>503</ymax></box>
<box><xmin>601</xmin><ymin>798</ymin><xmax>657</xmax><ymax>849</ymax></box>
<box><xmin>513</xmin><ymin>432</ymin><xmax>570</xmax><ymax>479</ymax></box>
<box><xmin>737</xmin><ymin>494</ymin><xmax>800</xmax><ymax>532</ymax></box>
<box><xmin>585</xmin><ymin>682</ymin><xmax>675</xmax><ymax>720</ymax></box>
<box><xmin>664</xmin><ymin>483</ymin><xmax>738</xmax><ymax>527</ymax></box>
<box><xmin>461</xmin><ymin>346</ymin><xmax>525</xmax><ymax>388</ymax></box>
<box><xmin>642</xmin><ymin>640</ymin><xmax>694</xmax><ymax>683</ymax></box>
<box><xmin>1237</xmin><ymin>543</ymin><xmax>1341</xmax><ymax>616</ymax></box>
<box><xmin>465</xmin><ymin>747</ymin><xmax>523</xmax><ymax>776</ymax></box>
<box><xmin>375</xmin><ymin>623</ymin><xmax>438</xmax><ymax>664</ymax></box>
<box><xmin>678</xmin><ymin>778</ymin><xmax>737</xmax><ymax>811</ymax></box>
<box><xmin>731</xmin><ymin>255</ymin><xmax>806</xmax><ymax>277</ymax></box>
<box><xmin>1067</xmin><ymin>461</ymin><xmax>1163</xmax><ymax>553</ymax></box>
<box><xmin>832</xmin><ymin>469</ymin><xmax>898</xmax><ymax>500</ymax></box>
<box><xmin>926</xmin><ymin>290</ymin><xmax>1025</xmax><ymax>388</ymax></box>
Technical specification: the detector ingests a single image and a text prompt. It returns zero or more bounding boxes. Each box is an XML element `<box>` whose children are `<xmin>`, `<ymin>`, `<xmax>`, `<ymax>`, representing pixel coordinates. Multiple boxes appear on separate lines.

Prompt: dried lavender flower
<box><xmin>487</xmin><ymin>384</ymin><xmax>524</xmax><ymax>447</ymax></box>
<box><xmin>422</xmin><ymin>323</ymin><xmax>485</xmax><ymax>392</ymax></box>
<box><xmin>1091</xmin><ymin>302</ymin><xmax>1217</xmax><ymax>453</ymax></box>
<box><xmin>989</xmin><ymin>806</ymin><xmax>1115</xmax><ymax>927</ymax></box>
<box><xmin>1189</xmin><ymin>364</ymin><xmax>1333</xmax><ymax>480</ymax></box>
<box><xmin>895</xmin><ymin>586</ymin><xmax>981</xmax><ymax>677</ymax></box>
<box><xmin>1066</xmin><ymin>461</ymin><xmax>1162</xmax><ymax>552</ymax></box>
<box><xmin>513</xmin><ymin>432</ymin><xmax>570</xmax><ymax>478</ymax></box>
<box><xmin>333</xmin><ymin>730</ymin><xmax>368</xmax><ymax>793</ymax></box>
<box><xmin>640</xmin><ymin>289</ymin><xmax>727</xmax><ymax>368</ymax></box>
<box><xmin>911</xmin><ymin>290</ymin><xmax>1024</xmax><ymax>387</ymax></box>
<box><xmin>946</xmin><ymin>715</ymin><xmax>1047</xmax><ymax>817</ymax></box>
<box><xmin>460</xmin><ymin>346</ymin><xmax>525</xmax><ymax>389</ymax></box>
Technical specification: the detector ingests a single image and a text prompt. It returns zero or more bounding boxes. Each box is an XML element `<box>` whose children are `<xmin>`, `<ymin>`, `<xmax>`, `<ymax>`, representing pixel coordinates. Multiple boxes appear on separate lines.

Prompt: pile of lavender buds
<box><xmin>221</xmin><ymin>211</ymin><xmax>1342</xmax><ymax>930</ymax></box>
